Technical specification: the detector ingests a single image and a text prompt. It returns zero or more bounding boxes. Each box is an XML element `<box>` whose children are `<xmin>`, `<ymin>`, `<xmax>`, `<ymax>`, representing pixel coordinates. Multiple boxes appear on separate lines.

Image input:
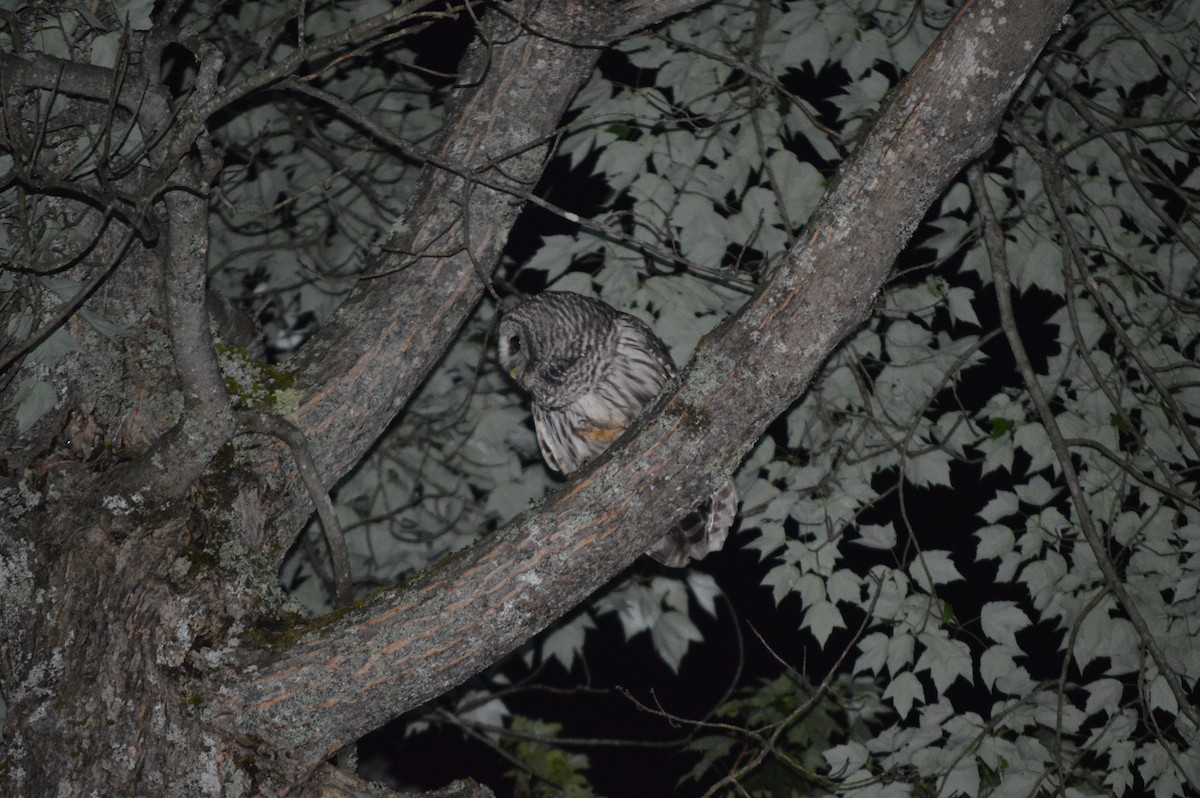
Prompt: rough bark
<box><xmin>234</xmin><ymin>0</ymin><xmax>717</xmax><ymax>549</ymax></box>
<box><xmin>0</xmin><ymin>0</ymin><xmax>1071</xmax><ymax>796</ymax></box>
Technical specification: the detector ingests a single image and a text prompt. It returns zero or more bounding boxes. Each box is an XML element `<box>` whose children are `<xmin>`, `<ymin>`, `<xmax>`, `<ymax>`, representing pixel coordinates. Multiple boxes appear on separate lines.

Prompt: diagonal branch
<box><xmin>211</xmin><ymin>2</ymin><xmax>1073</xmax><ymax>791</ymax></box>
<box><xmin>968</xmin><ymin>163</ymin><xmax>1200</xmax><ymax>732</ymax></box>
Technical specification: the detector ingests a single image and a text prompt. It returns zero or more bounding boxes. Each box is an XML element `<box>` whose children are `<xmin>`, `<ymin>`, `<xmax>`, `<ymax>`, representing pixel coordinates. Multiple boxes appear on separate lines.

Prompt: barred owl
<box><xmin>498</xmin><ymin>290</ymin><xmax>737</xmax><ymax>567</ymax></box>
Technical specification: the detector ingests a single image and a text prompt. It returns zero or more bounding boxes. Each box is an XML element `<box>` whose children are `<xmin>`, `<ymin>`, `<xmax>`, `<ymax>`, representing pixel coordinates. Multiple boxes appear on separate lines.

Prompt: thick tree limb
<box><xmin>120</xmin><ymin>178</ymin><xmax>238</xmax><ymax>499</ymax></box>
<box><xmin>212</xmin><ymin>1</ymin><xmax>1073</xmax><ymax>791</ymax></box>
<box><xmin>0</xmin><ymin>49</ymin><xmax>172</xmax><ymax>136</ymax></box>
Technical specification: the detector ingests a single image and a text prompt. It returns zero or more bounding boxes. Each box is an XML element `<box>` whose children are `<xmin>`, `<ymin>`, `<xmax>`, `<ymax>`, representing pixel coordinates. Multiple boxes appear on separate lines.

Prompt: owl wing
<box><xmin>532</xmin><ymin>403</ymin><xmax>618</xmax><ymax>474</ymax></box>
<box><xmin>646</xmin><ymin>476</ymin><xmax>739</xmax><ymax>568</ymax></box>
<box><xmin>608</xmin><ymin>317</ymin><xmax>737</xmax><ymax>566</ymax></box>
<box><xmin>606</xmin><ymin>314</ymin><xmax>676</xmax><ymax>413</ymax></box>
<box><xmin>530</xmin><ymin>303</ymin><xmax>737</xmax><ymax>567</ymax></box>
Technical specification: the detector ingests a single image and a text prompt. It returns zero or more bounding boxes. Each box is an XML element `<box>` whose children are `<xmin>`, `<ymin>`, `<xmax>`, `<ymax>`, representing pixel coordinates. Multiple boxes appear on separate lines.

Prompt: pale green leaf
<box><xmin>802</xmin><ymin>600</ymin><xmax>846</xmax><ymax>648</ymax></box>
<box><xmin>945</xmin><ymin>287</ymin><xmax>980</xmax><ymax>327</ymax></box>
<box><xmin>650</xmin><ymin>610</ymin><xmax>702</xmax><ymax>672</ymax></box>
<box><xmin>909</xmin><ymin>550</ymin><xmax>963</xmax><ymax>592</ymax></box>
<box><xmin>28</xmin><ymin>328</ymin><xmax>83</xmax><ymax>368</ymax></box>
<box><xmin>541</xmin><ymin>613</ymin><xmax>595</xmax><ymax>671</ymax></box>
<box><xmin>978</xmin><ymin>492</ymin><xmax>1019</xmax><ymax>523</ymax></box>
<box><xmin>1013</xmin><ymin>475</ymin><xmax>1057</xmax><ymax>507</ymax></box>
<box><xmin>79</xmin><ymin>308</ymin><xmax>129</xmax><ymax>341</ymax></box>
<box><xmin>975</xmin><ymin>525</ymin><xmax>1015</xmax><ymax>560</ymax></box>
<box><xmin>91</xmin><ymin>31</ymin><xmax>121</xmax><ymax>68</ymax></box>
<box><xmin>1084</xmin><ymin>678</ymin><xmax>1124</xmax><ymax>716</ymax></box>
<box><xmin>1146</xmin><ymin>673</ymin><xmax>1178</xmax><ymax>716</ymax></box>
<box><xmin>763</xmin><ymin>563</ymin><xmax>801</xmax><ymax>605</ymax></box>
<box><xmin>686</xmin><ymin>571</ymin><xmax>721</xmax><ymax>617</ymax></box>
<box><xmin>855</xmin><ymin>632</ymin><xmax>888</xmax><ymax>675</ymax></box>
<box><xmin>980</xmin><ymin>601</ymin><xmax>1029</xmax><ymax>647</ymax></box>
<box><xmin>823</xmin><ymin>741</ymin><xmax>869</xmax><ymax>775</ymax></box>
<box><xmin>883</xmin><ymin>670</ymin><xmax>924</xmax><ymax>718</ymax></box>
<box><xmin>854</xmin><ymin>522</ymin><xmax>896</xmax><ymax>550</ymax></box>
<box><xmin>904</xmin><ymin>449</ymin><xmax>953</xmax><ymax>488</ymax></box>
<box><xmin>456</xmin><ymin>691</ymin><xmax>510</xmax><ymax>734</ymax></box>
<box><xmin>1014</xmin><ymin>422</ymin><xmax>1056</xmax><ymax>474</ymax></box>
<box><xmin>941</xmin><ymin>757</ymin><xmax>980</xmax><ymax>798</ymax></box>
<box><xmin>113</xmin><ymin>0</ymin><xmax>155</xmax><ymax>30</ymax></box>
<box><xmin>915</xmin><ymin>633</ymin><xmax>973</xmax><ymax>694</ymax></box>
<box><xmin>886</xmin><ymin>633</ymin><xmax>915</xmax><ymax>677</ymax></box>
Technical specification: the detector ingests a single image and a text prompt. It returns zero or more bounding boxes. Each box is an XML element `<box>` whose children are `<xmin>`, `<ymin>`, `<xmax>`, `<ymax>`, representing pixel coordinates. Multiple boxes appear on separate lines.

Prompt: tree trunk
<box><xmin>0</xmin><ymin>0</ymin><xmax>1070</xmax><ymax>795</ymax></box>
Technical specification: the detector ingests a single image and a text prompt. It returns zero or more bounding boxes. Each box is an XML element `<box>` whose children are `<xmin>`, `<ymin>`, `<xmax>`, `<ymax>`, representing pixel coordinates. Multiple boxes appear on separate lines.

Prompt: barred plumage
<box><xmin>498</xmin><ymin>291</ymin><xmax>737</xmax><ymax>567</ymax></box>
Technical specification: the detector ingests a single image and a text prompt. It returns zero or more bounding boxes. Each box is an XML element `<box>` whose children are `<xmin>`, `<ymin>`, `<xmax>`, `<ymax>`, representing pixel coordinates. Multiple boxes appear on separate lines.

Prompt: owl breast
<box><xmin>532</xmin><ymin>313</ymin><xmax>673</xmax><ymax>473</ymax></box>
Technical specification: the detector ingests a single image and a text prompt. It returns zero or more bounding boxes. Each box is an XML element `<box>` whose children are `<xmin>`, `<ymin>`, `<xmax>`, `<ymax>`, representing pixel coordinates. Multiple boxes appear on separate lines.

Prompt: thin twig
<box><xmin>1096</xmin><ymin>0</ymin><xmax>1197</xmax><ymax>103</ymax></box>
<box><xmin>967</xmin><ymin>163</ymin><xmax>1199</xmax><ymax>730</ymax></box>
<box><xmin>286</xmin><ymin>81</ymin><xmax>756</xmax><ymax>289</ymax></box>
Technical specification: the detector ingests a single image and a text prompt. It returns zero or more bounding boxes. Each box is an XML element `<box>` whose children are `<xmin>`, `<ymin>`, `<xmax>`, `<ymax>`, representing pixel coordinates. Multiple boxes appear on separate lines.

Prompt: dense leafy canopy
<box><xmin>2</xmin><ymin>0</ymin><xmax>1198</xmax><ymax>795</ymax></box>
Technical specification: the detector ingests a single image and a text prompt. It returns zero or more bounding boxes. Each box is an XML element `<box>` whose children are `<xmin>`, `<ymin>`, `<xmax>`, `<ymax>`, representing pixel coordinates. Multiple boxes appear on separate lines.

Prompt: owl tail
<box><xmin>647</xmin><ymin>477</ymin><xmax>739</xmax><ymax>568</ymax></box>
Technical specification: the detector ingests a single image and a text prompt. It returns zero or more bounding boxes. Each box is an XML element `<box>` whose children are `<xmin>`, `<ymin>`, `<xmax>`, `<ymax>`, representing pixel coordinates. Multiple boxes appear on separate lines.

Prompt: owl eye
<box><xmin>507</xmin><ymin>334</ymin><xmax>522</xmax><ymax>355</ymax></box>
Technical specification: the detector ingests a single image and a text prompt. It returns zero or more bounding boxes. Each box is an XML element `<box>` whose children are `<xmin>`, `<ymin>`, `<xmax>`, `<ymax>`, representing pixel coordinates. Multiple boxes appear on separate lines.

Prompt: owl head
<box><xmin>497</xmin><ymin>292</ymin><xmax>618</xmax><ymax>407</ymax></box>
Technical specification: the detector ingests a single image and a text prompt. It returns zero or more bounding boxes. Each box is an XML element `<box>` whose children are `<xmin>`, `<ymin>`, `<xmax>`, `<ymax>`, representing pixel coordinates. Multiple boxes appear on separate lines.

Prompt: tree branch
<box><xmin>1</xmin><ymin>43</ymin><xmax>242</xmax><ymax>499</ymax></box>
<box><xmin>156</xmin><ymin>0</ymin><xmax>450</xmax><ymax>177</ymax></box>
<box><xmin>0</xmin><ymin>222</ymin><xmax>135</xmax><ymax>376</ymax></box>
<box><xmin>607</xmin><ymin>0</ymin><xmax>717</xmax><ymax>38</ymax></box>
<box><xmin>115</xmin><ymin>174</ymin><xmax>238</xmax><ymax>499</ymax></box>
<box><xmin>238</xmin><ymin>411</ymin><xmax>353</xmax><ymax>607</ymax></box>
<box><xmin>0</xmin><ymin>50</ymin><xmax>172</xmax><ymax>137</ymax></box>
<box><xmin>212</xmin><ymin>1</ymin><xmax>1073</xmax><ymax>791</ymax></box>
<box><xmin>968</xmin><ymin>162</ymin><xmax>1200</xmax><ymax>732</ymax></box>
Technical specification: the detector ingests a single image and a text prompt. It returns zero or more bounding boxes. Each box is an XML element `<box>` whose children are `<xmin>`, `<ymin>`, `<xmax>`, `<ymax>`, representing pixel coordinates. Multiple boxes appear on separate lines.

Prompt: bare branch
<box><xmin>0</xmin><ymin>221</ymin><xmax>134</xmax><ymax>376</ymax></box>
<box><xmin>967</xmin><ymin>163</ymin><xmax>1200</xmax><ymax>732</ymax></box>
<box><xmin>0</xmin><ymin>50</ymin><xmax>172</xmax><ymax>136</ymax></box>
<box><xmin>158</xmin><ymin>1</ymin><xmax>466</xmax><ymax>175</ymax></box>
<box><xmin>237</xmin><ymin>410</ymin><xmax>353</xmax><ymax>607</ymax></box>
<box><xmin>115</xmin><ymin>178</ymin><xmax>237</xmax><ymax>499</ymax></box>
